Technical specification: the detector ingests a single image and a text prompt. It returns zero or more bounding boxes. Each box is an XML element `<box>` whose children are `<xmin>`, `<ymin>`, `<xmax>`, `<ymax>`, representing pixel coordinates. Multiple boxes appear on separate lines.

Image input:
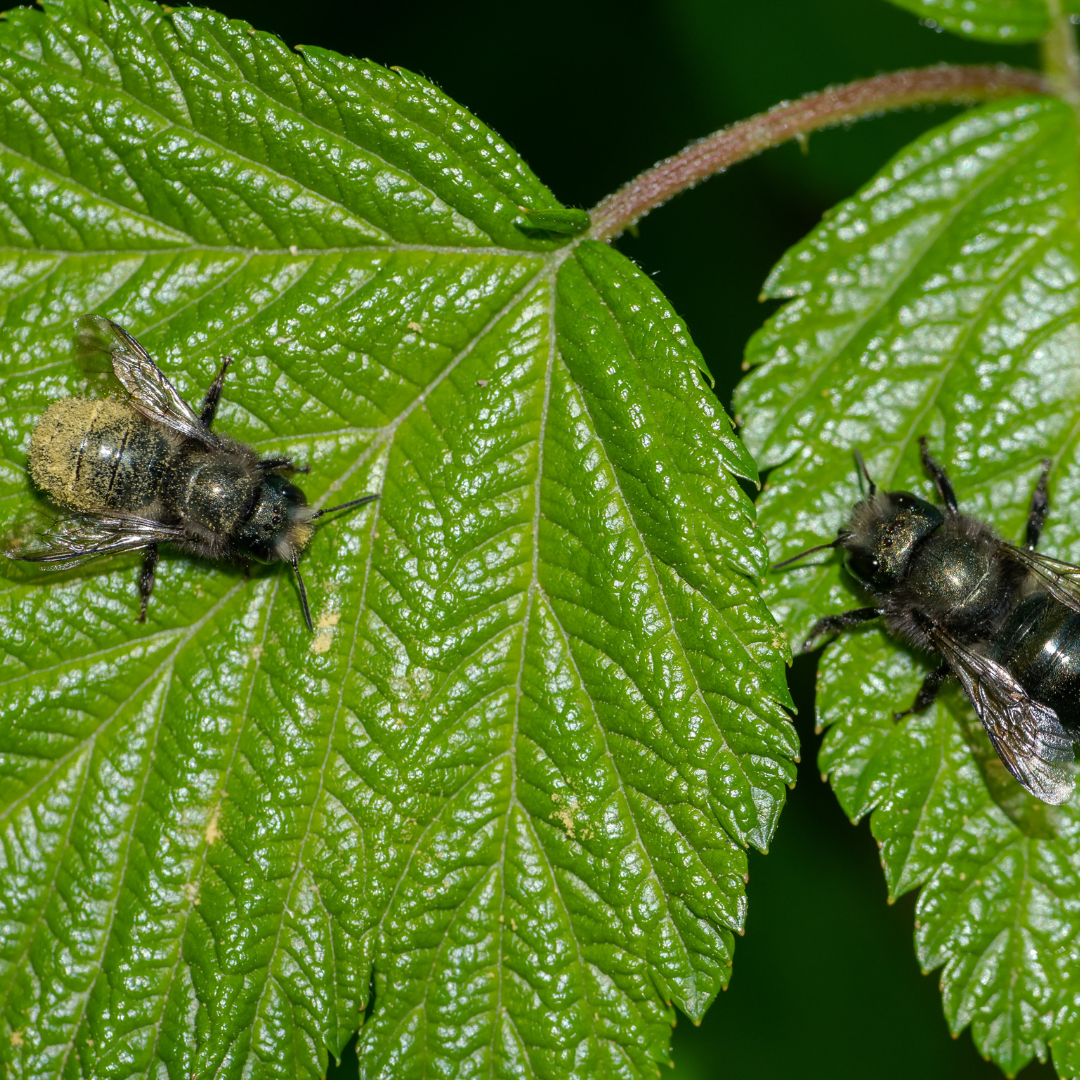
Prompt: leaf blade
<box><xmin>737</xmin><ymin>94</ymin><xmax>1080</xmax><ymax>1075</ymax></box>
<box><xmin>0</xmin><ymin>2</ymin><xmax>794</xmax><ymax>1077</ymax></box>
<box><xmin>879</xmin><ymin>0</ymin><xmax>1053</xmax><ymax>42</ymax></box>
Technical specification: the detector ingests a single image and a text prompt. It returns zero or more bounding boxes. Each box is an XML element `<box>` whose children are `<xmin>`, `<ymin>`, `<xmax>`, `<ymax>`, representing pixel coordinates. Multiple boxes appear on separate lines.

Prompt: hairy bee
<box><xmin>778</xmin><ymin>439</ymin><xmax>1080</xmax><ymax>805</ymax></box>
<box><xmin>7</xmin><ymin>315</ymin><xmax>376</xmax><ymax>630</ymax></box>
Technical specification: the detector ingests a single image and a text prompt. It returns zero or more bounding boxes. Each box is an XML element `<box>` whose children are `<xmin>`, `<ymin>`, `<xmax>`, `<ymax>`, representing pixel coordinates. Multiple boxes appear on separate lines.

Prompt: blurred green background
<box><xmin>203</xmin><ymin>0</ymin><xmax>1052</xmax><ymax>1075</ymax></box>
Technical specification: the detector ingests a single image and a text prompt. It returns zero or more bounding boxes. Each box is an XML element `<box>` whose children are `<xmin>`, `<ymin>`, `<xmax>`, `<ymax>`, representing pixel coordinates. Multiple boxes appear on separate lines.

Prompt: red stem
<box><xmin>588</xmin><ymin>64</ymin><xmax>1052</xmax><ymax>242</ymax></box>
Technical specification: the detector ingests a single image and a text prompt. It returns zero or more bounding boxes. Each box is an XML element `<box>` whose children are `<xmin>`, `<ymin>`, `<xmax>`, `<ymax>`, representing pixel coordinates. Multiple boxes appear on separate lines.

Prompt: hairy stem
<box><xmin>1042</xmin><ymin>0</ymin><xmax>1080</xmax><ymax>115</ymax></box>
<box><xmin>588</xmin><ymin>64</ymin><xmax>1051</xmax><ymax>242</ymax></box>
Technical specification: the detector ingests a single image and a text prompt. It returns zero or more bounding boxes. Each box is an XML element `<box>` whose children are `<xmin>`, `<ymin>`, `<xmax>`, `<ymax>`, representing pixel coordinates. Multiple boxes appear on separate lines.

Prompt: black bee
<box><xmin>7</xmin><ymin>315</ymin><xmax>376</xmax><ymax>631</ymax></box>
<box><xmin>777</xmin><ymin>439</ymin><xmax>1080</xmax><ymax>805</ymax></box>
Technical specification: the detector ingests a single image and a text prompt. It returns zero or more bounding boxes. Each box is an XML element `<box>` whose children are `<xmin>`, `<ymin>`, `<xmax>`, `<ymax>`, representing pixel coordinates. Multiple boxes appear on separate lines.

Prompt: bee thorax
<box><xmin>174</xmin><ymin>455</ymin><xmax>257</xmax><ymax>536</ymax></box>
<box><xmin>906</xmin><ymin>532</ymin><xmax>1008</xmax><ymax>625</ymax></box>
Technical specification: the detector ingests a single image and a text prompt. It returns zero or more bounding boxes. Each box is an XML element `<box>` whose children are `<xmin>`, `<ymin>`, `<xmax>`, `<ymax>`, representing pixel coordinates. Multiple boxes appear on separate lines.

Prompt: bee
<box><xmin>777</xmin><ymin>438</ymin><xmax>1080</xmax><ymax>805</ymax></box>
<box><xmin>7</xmin><ymin>315</ymin><xmax>377</xmax><ymax>631</ymax></box>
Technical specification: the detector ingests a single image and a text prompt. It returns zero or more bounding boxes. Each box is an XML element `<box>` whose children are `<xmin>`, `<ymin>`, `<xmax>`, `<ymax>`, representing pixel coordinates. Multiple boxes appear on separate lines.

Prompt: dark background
<box><xmin>202</xmin><ymin>0</ymin><xmax>1052</xmax><ymax>1075</ymax></box>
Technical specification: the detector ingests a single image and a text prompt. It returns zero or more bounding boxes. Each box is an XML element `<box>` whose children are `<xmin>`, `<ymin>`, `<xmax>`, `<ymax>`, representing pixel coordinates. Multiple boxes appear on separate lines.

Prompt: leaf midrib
<box><xmin>487</xmin><ymin>259</ymin><xmax>554</xmax><ymax>1074</ymax></box>
<box><xmin>366</xmin><ymin>256</ymin><xmax>638</xmax><ymax>1072</ymax></box>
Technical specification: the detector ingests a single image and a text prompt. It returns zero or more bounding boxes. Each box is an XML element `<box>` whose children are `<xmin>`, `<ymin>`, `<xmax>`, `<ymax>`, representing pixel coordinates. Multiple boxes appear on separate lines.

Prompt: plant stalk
<box><xmin>1042</xmin><ymin>0</ymin><xmax>1080</xmax><ymax>116</ymax></box>
<box><xmin>1040</xmin><ymin>4</ymin><xmax>1080</xmax><ymax>225</ymax></box>
<box><xmin>589</xmin><ymin>64</ymin><xmax>1052</xmax><ymax>242</ymax></box>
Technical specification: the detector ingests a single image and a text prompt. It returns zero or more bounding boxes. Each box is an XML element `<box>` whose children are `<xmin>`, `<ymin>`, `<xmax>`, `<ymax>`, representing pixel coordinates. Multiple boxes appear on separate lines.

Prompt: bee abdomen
<box><xmin>1000</xmin><ymin>593</ymin><xmax>1080</xmax><ymax>730</ymax></box>
<box><xmin>28</xmin><ymin>397</ymin><xmax>171</xmax><ymax>512</ymax></box>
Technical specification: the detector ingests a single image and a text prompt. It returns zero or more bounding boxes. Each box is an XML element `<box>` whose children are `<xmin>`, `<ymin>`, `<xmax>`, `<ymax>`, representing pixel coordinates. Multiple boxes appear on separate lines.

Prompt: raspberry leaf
<box><xmin>0</xmin><ymin>2</ymin><xmax>794</xmax><ymax>1077</ymax></box>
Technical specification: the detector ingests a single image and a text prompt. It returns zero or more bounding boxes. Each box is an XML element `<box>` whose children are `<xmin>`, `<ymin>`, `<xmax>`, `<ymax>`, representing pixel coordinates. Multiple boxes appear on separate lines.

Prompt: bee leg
<box><xmin>1026</xmin><ymin>458</ymin><xmax>1052</xmax><ymax>550</ymax></box>
<box><xmin>255</xmin><ymin>457</ymin><xmax>311</xmax><ymax>474</ymax></box>
<box><xmin>199</xmin><ymin>356</ymin><xmax>234</xmax><ymax>429</ymax></box>
<box><xmin>138</xmin><ymin>543</ymin><xmax>159</xmax><ymax>623</ymax></box>
<box><xmin>919</xmin><ymin>436</ymin><xmax>958</xmax><ymax>514</ymax></box>
<box><xmin>894</xmin><ymin>662</ymin><xmax>950</xmax><ymax>721</ymax></box>
<box><xmin>801</xmin><ymin>607</ymin><xmax>881</xmax><ymax>652</ymax></box>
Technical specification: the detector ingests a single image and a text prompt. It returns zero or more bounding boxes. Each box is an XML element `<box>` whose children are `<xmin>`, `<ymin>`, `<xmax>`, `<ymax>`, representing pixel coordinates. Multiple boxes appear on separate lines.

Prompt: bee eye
<box><xmin>848</xmin><ymin>552</ymin><xmax>880</xmax><ymax>580</ymax></box>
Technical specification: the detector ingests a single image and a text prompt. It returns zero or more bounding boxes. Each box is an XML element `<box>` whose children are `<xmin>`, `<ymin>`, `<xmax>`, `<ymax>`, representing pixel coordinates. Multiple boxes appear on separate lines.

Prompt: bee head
<box><xmin>840</xmin><ymin>490</ymin><xmax>943</xmax><ymax>590</ymax></box>
<box><xmin>772</xmin><ymin>447</ymin><xmax>944</xmax><ymax>594</ymax></box>
<box><xmin>237</xmin><ymin>473</ymin><xmax>313</xmax><ymax>563</ymax></box>
<box><xmin>238</xmin><ymin>474</ymin><xmax>378</xmax><ymax>631</ymax></box>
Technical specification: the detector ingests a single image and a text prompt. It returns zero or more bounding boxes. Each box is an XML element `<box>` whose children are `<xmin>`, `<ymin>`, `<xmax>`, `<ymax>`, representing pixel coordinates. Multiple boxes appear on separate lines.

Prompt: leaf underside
<box><xmin>737</xmin><ymin>96</ymin><xmax>1080</xmax><ymax>1077</ymax></box>
<box><xmin>0</xmin><ymin>2</ymin><xmax>795</xmax><ymax>1078</ymax></box>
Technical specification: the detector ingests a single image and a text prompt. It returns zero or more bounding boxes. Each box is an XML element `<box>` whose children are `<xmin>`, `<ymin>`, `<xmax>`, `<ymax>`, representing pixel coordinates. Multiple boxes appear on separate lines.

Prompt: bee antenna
<box><xmin>291</xmin><ymin>553</ymin><xmax>314</xmax><ymax>633</ymax></box>
<box><xmin>309</xmin><ymin>493</ymin><xmax>379</xmax><ymax>520</ymax></box>
<box><xmin>853</xmin><ymin>449</ymin><xmax>876</xmax><ymax>496</ymax></box>
<box><xmin>771</xmin><ymin>537</ymin><xmax>843</xmax><ymax>571</ymax></box>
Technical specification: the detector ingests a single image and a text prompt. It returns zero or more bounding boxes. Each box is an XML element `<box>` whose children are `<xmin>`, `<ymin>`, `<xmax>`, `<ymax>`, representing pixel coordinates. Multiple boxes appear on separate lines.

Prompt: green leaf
<box><xmin>0</xmin><ymin>2</ymin><xmax>796</xmax><ymax>1077</ymax></box>
<box><xmin>736</xmin><ymin>95</ymin><xmax>1080</xmax><ymax>1076</ymax></box>
<box><xmin>879</xmin><ymin>0</ymin><xmax>1066</xmax><ymax>42</ymax></box>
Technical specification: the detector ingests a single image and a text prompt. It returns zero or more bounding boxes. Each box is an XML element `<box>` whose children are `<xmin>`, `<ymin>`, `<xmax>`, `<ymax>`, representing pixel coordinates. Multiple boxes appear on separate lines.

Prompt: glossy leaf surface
<box><xmin>737</xmin><ymin>96</ymin><xmax>1080</xmax><ymax>1077</ymax></box>
<box><xmin>0</xmin><ymin>2</ymin><xmax>796</xmax><ymax>1078</ymax></box>
<box><xmin>880</xmin><ymin>0</ymin><xmax>1079</xmax><ymax>42</ymax></box>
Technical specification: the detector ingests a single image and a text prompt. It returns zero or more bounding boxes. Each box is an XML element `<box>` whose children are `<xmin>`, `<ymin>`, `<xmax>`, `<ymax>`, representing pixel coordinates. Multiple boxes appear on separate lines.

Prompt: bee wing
<box><xmin>6</xmin><ymin>511</ymin><xmax>187</xmax><ymax>569</ymax></box>
<box><xmin>930</xmin><ymin>628</ymin><xmax>1075</xmax><ymax>804</ymax></box>
<box><xmin>75</xmin><ymin>315</ymin><xmax>216</xmax><ymax>446</ymax></box>
<box><xmin>1007</xmin><ymin>544</ymin><xmax>1080</xmax><ymax>616</ymax></box>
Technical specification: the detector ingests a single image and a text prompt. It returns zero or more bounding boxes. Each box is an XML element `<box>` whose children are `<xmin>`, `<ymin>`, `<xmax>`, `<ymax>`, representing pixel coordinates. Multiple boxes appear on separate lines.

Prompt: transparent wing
<box><xmin>1007</xmin><ymin>544</ymin><xmax>1080</xmax><ymax>616</ymax></box>
<box><xmin>6</xmin><ymin>511</ymin><xmax>187</xmax><ymax>569</ymax></box>
<box><xmin>931</xmin><ymin>627</ymin><xmax>1075</xmax><ymax>805</ymax></box>
<box><xmin>75</xmin><ymin>315</ymin><xmax>215</xmax><ymax>446</ymax></box>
